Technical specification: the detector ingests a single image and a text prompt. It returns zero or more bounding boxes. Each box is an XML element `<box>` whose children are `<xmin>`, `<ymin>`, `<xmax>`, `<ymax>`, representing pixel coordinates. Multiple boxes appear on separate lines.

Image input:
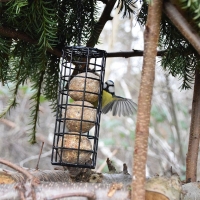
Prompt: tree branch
<box><xmin>131</xmin><ymin>0</ymin><xmax>163</xmax><ymax>199</ymax></box>
<box><xmin>186</xmin><ymin>69</ymin><xmax>200</xmax><ymax>182</ymax></box>
<box><xmin>0</xmin><ymin>26</ymin><xmax>62</xmax><ymax>57</ymax></box>
<box><xmin>35</xmin><ymin>142</ymin><xmax>44</xmax><ymax>170</ymax></box>
<box><xmin>0</xmin><ymin>158</ymin><xmax>35</xmax><ymax>181</ymax></box>
<box><xmin>0</xmin><ymin>1</ymin><xmax>117</xmax><ymax>57</ymax></box>
<box><xmin>65</xmin><ymin>0</ymin><xmax>117</xmax><ymax>83</ymax></box>
<box><xmin>163</xmin><ymin>1</ymin><xmax>200</xmax><ymax>55</ymax></box>
<box><xmin>0</xmin><ymin>158</ymin><xmax>39</xmax><ymax>200</ymax></box>
<box><xmin>0</xmin><ymin>26</ymin><xmax>166</xmax><ymax>59</ymax></box>
<box><xmin>106</xmin><ymin>50</ymin><xmax>165</xmax><ymax>58</ymax></box>
<box><xmin>169</xmin><ymin>0</ymin><xmax>199</xmax><ymax>29</ymax></box>
<box><xmin>86</xmin><ymin>0</ymin><xmax>116</xmax><ymax>47</ymax></box>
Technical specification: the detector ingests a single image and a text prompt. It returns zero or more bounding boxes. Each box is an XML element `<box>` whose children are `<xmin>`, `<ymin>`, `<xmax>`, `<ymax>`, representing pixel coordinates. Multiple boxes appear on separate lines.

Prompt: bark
<box><xmin>0</xmin><ymin>182</ymin><xmax>130</xmax><ymax>200</ymax></box>
<box><xmin>161</xmin><ymin>0</ymin><xmax>200</xmax><ymax>183</ymax></box>
<box><xmin>182</xmin><ymin>182</ymin><xmax>200</xmax><ymax>199</ymax></box>
<box><xmin>0</xmin><ymin>169</ymin><xmax>132</xmax><ymax>184</ymax></box>
<box><xmin>0</xmin><ymin>170</ymin><xmax>182</xmax><ymax>200</ymax></box>
<box><xmin>0</xmin><ymin>26</ymin><xmax>62</xmax><ymax>57</ymax></box>
<box><xmin>163</xmin><ymin>1</ymin><xmax>200</xmax><ymax>55</ymax></box>
<box><xmin>86</xmin><ymin>0</ymin><xmax>116</xmax><ymax>47</ymax></box>
<box><xmin>0</xmin><ymin>158</ymin><xmax>182</xmax><ymax>200</ymax></box>
<box><xmin>131</xmin><ymin>1</ymin><xmax>163</xmax><ymax>200</ymax></box>
<box><xmin>186</xmin><ymin>69</ymin><xmax>200</xmax><ymax>182</ymax></box>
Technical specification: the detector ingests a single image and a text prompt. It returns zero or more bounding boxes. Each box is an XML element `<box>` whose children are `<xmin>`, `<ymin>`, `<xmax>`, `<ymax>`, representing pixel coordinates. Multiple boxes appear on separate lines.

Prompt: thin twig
<box><xmin>0</xmin><ymin>158</ymin><xmax>39</xmax><ymax>200</ymax></box>
<box><xmin>163</xmin><ymin>1</ymin><xmax>200</xmax><ymax>55</ymax></box>
<box><xmin>0</xmin><ymin>158</ymin><xmax>34</xmax><ymax>180</ymax></box>
<box><xmin>15</xmin><ymin>185</ymin><xmax>26</xmax><ymax>200</ymax></box>
<box><xmin>106</xmin><ymin>50</ymin><xmax>165</xmax><ymax>58</ymax></box>
<box><xmin>35</xmin><ymin>142</ymin><xmax>44</xmax><ymax>170</ymax></box>
<box><xmin>123</xmin><ymin>163</ymin><xmax>129</xmax><ymax>174</ymax></box>
<box><xmin>97</xmin><ymin>149</ymin><xmax>118</xmax><ymax>172</ymax></box>
<box><xmin>107</xmin><ymin>183</ymin><xmax>123</xmax><ymax>198</ymax></box>
<box><xmin>106</xmin><ymin>158</ymin><xmax>116</xmax><ymax>172</ymax></box>
<box><xmin>0</xmin><ymin>118</ymin><xmax>16</xmax><ymax>128</ymax></box>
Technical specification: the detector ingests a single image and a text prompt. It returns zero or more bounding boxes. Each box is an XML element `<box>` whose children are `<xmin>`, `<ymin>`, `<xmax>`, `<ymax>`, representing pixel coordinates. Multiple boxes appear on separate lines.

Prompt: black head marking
<box><xmin>103</xmin><ymin>80</ymin><xmax>115</xmax><ymax>95</ymax></box>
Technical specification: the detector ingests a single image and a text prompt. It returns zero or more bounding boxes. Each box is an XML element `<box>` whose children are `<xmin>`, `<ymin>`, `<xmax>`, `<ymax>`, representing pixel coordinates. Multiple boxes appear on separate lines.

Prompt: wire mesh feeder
<box><xmin>51</xmin><ymin>46</ymin><xmax>106</xmax><ymax>168</ymax></box>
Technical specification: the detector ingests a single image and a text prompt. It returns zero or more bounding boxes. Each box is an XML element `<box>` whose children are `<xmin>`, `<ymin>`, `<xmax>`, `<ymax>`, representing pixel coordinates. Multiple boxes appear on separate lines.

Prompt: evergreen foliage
<box><xmin>116</xmin><ymin>0</ymin><xmax>138</xmax><ymax>18</ymax></box>
<box><xmin>1</xmin><ymin>0</ymin><xmax>200</xmax><ymax>143</ymax></box>
<box><xmin>137</xmin><ymin>1</ymin><xmax>200</xmax><ymax>90</ymax></box>
<box><xmin>0</xmin><ymin>0</ymin><xmax>98</xmax><ymax>143</ymax></box>
<box><xmin>180</xmin><ymin>0</ymin><xmax>200</xmax><ymax>28</ymax></box>
<box><xmin>0</xmin><ymin>0</ymin><xmax>136</xmax><ymax>143</ymax></box>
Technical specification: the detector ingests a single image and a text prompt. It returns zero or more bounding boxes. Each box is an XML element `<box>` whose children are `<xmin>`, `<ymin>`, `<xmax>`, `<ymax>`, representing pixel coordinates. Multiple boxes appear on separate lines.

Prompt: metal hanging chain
<box><xmin>76</xmin><ymin>0</ymin><xmax>84</xmax><ymax>46</ymax></box>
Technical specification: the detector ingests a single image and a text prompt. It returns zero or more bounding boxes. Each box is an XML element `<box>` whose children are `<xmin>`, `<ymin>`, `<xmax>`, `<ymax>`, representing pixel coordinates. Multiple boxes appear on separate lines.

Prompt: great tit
<box><xmin>101</xmin><ymin>80</ymin><xmax>137</xmax><ymax>116</ymax></box>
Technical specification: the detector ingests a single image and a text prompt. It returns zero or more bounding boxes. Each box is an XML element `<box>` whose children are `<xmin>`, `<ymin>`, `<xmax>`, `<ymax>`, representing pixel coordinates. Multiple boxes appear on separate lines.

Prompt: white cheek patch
<box><xmin>103</xmin><ymin>82</ymin><xmax>107</xmax><ymax>89</ymax></box>
<box><xmin>108</xmin><ymin>86</ymin><xmax>115</xmax><ymax>94</ymax></box>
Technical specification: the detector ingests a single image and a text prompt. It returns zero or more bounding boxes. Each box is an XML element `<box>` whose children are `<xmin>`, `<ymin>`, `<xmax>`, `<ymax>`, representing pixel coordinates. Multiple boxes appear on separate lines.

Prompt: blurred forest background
<box><xmin>0</xmin><ymin>3</ymin><xmax>194</xmax><ymax>180</ymax></box>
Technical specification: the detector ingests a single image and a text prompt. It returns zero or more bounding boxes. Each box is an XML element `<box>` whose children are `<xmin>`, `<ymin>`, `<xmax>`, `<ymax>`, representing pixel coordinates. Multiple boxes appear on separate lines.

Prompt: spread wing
<box><xmin>102</xmin><ymin>97</ymin><xmax>137</xmax><ymax>116</ymax></box>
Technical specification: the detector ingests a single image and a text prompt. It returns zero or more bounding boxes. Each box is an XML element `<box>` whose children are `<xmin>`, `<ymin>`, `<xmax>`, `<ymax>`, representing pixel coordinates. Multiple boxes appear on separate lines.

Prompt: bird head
<box><xmin>103</xmin><ymin>80</ymin><xmax>115</xmax><ymax>96</ymax></box>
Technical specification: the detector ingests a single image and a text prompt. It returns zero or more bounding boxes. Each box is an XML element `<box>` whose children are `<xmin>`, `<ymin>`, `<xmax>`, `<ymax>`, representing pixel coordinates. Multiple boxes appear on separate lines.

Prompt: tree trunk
<box><xmin>131</xmin><ymin>1</ymin><xmax>163</xmax><ymax>199</ymax></box>
<box><xmin>186</xmin><ymin>69</ymin><xmax>200</xmax><ymax>182</ymax></box>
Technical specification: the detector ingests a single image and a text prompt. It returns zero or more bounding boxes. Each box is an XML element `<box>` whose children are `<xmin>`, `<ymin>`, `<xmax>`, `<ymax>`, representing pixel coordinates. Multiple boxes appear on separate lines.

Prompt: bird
<box><xmin>67</xmin><ymin>71</ymin><xmax>137</xmax><ymax>116</ymax></box>
<box><xmin>100</xmin><ymin>80</ymin><xmax>137</xmax><ymax>116</ymax></box>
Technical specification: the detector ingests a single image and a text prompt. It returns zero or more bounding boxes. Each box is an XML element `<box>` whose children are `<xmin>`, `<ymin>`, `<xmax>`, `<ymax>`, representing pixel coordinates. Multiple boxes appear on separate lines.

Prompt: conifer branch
<box><xmin>0</xmin><ymin>26</ymin><xmax>166</xmax><ymax>59</ymax></box>
<box><xmin>0</xmin><ymin>26</ymin><xmax>62</xmax><ymax>57</ymax></box>
<box><xmin>163</xmin><ymin>1</ymin><xmax>200</xmax><ymax>55</ymax></box>
<box><xmin>0</xmin><ymin>26</ymin><xmax>36</xmax><ymax>44</ymax></box>
<box><xmin>29</xmin><ymin>70</ymin><xmax>45</xmax><ymax>144</ymax></box>
<box><xmin>171</xmin><ymin>0</ymin><xmax>200</xmax><ymax>28</ymax></box>
<box><xmin>0</xmin><ymin>79</ymin><xmax>19</xmax><ymax>118</ymax></box>
<box><xmin>0</xmin><ymin>61</ymin><xmax>22</xmax><ymax>118</ymax></box>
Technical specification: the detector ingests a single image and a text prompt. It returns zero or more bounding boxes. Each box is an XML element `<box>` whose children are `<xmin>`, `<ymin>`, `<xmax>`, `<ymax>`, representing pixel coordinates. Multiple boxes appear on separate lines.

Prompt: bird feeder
<box><xmin>51</xmin><ymin>45</ymin><xmax>106</xmax><ymax>168</ymax></box>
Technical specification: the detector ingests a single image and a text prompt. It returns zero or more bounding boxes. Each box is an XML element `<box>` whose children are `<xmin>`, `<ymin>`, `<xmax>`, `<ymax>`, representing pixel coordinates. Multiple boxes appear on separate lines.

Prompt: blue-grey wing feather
<box><xmin>102</xmin><ymin>97</ymin><xmax>137</xmax><ymax>116</ymax></box>
<box><xmin>102</xmin><ymin>101</ymin><xmax>114</xmax><ymax>114</ymax></box>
